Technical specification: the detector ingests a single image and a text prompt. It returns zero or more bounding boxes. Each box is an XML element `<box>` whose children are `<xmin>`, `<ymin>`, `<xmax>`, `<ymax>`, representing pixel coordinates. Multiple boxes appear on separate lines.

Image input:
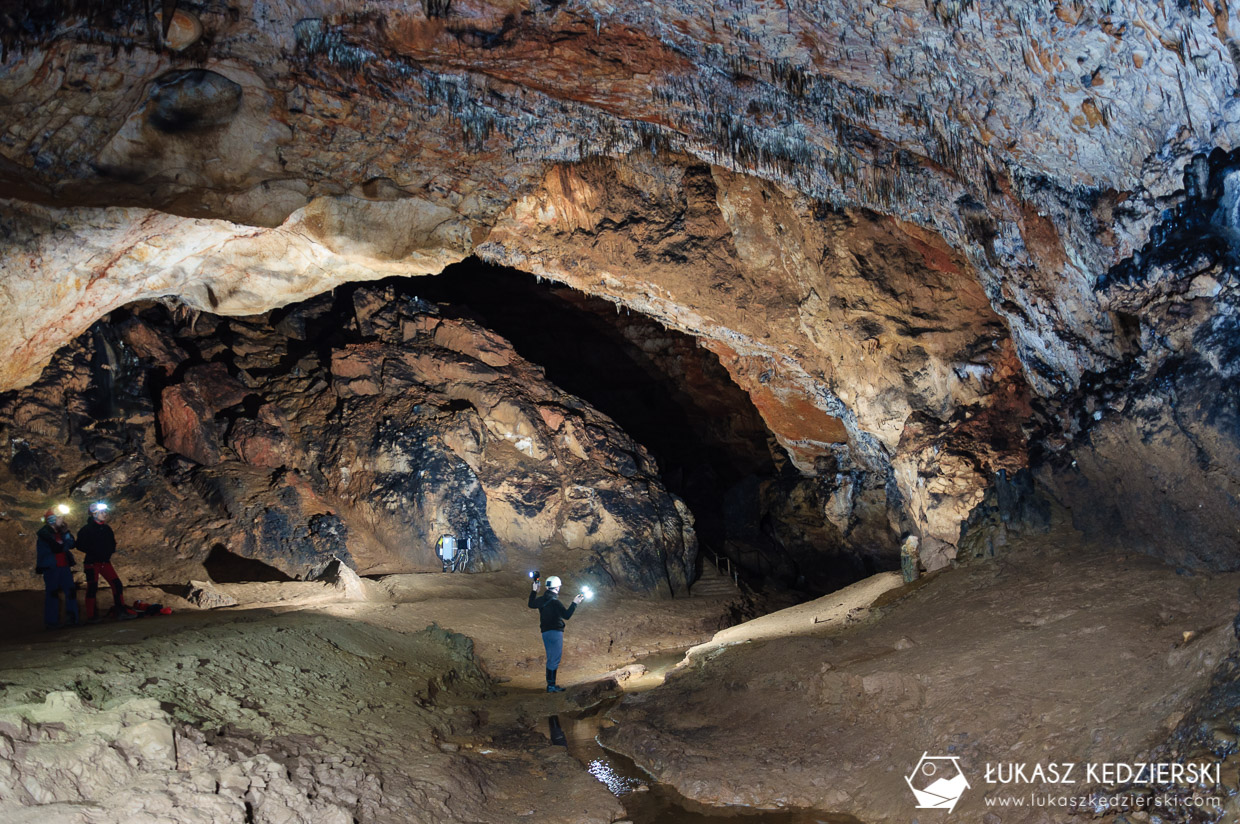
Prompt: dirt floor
<box><xmin>4</xmin><ymin>533</ymin><xmax>1240</xmax><ymax>823</ymax></box>
<box><xmin>604</xmin><ymin>527</ymin><xmax>1240</xmax><ymax>823</ymax></box>
<box><xmin>0</xmin><ymin>567</ymin><xmax>743</xmax><ymax>823</ymax></box>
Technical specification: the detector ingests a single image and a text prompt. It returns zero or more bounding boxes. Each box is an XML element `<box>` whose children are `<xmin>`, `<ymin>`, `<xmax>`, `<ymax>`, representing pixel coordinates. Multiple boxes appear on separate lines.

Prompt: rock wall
<box><xmin>0</xmin><ymin>286</ymin><xmax>697</xmax><ymax>593</ymax></box>
<box><xmin>405</xmin><ymin>264</ymin><xmax>902</xmax><ymax>590</ymax></box>
<box><xmin>484</xmin><ymin>159</ymin><xmax>1032</xmax><ymax>570</ymax></box>
<box><xmin>1</xmin><ymin>1</ymin><xmax>1239</xmax><ymax>569</ymax></box>
<box><xmin>1036</xmin><ymin>149</ymin><xmax>1240</xmax><ymax>567</ymax></box>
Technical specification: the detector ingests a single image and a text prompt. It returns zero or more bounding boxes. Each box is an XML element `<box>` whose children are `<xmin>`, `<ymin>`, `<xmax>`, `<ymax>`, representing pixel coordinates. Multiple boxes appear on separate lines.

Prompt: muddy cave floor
<box><xmin>2</xmin><ymin>531</ymin><xmax>1240</xmax><ymax>824</ymax></box>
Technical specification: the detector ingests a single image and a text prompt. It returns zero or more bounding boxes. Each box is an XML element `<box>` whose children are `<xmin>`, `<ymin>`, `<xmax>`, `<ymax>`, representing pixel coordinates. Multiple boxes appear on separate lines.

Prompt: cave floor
<box><xmin>0</xmin><ymin>569</ymin><xmax>747</xmax><ymax>823</ymax></box>
<box><xmin>2</xmin><ymin>539</ymin><xmax>1240</xmax><ymax>823</ymax></box>
<box><xmin>604</xmin><ymin>529</ymin><xmax>1240</xmax><ymax>823</ymax></box>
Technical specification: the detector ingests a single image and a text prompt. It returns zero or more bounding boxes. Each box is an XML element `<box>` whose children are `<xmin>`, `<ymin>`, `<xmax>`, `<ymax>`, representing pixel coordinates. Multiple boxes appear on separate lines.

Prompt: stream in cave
<box><xmin>545</xmin><ymin>705</ymin><xmax>863</xmax><ymax>824</ymax></box>
<box><xmin>532</xmin><ymin>651</ymin><xmax>864</xmax><ymax>824</ymax></box>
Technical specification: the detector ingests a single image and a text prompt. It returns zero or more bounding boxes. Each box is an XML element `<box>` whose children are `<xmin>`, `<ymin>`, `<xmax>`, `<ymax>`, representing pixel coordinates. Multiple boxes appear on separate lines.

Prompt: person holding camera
<box><xmin>528</xmin><ymin>573</ymin><xmax>586</xmax><ymax>693</ymax></box>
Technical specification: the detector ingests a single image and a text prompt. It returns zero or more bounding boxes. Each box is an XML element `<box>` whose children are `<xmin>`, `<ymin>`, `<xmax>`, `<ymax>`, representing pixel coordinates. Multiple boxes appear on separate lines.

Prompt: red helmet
<box><xmin>43</xmin><ymin>504</ymin><xmax>70</xmax><ymax>523</ymax></box>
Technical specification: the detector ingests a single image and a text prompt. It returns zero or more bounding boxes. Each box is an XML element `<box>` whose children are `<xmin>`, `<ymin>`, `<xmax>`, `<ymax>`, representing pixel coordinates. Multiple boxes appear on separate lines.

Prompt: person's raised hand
<box><xmin>572</xmin><ymin>594</ymin><xmax>585</xmax><ymax>604</ymax></box>
<box><xmin>532</xmin><ymin>580</ymin><xmax>540</xmax><ymax>592</ymax></box>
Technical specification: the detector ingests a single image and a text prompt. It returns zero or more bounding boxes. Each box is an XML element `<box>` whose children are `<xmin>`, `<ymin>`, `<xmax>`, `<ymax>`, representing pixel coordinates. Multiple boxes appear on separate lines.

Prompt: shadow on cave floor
<box><xmin>7</xmin><ymin>532</ymin><xmax>1234</xmax><ymax>823</ymax></box>
<box><xmin>0</xmin><ymin>597</ymin><xmax>872</xmax><ymax>823</ymax></box>
<box><xmin>202</xmin><ymin>544</ymin><xmax>294</xmax><ymax>584</ymax></box>
<box><xmin>0</xmin><ymin>589</ymin><xmax>285</xmax><ymax>652</ymax></box>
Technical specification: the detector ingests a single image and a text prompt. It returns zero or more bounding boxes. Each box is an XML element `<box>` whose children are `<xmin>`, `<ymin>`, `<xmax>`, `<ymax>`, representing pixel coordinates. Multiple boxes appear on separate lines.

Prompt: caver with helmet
<box><xmin>35</xmin><ymin>504</ymin><xmax>79</xmax><ymax>629</ymax></box>
<box><xmin>77</xmin><ymin>502</ymin><xmax>132</xmax><ymax>621</ymax></box>
<box><xmin>527</xmin><ymin>572</ymin><xmax>586</xmax><ymax>693</ymax></box>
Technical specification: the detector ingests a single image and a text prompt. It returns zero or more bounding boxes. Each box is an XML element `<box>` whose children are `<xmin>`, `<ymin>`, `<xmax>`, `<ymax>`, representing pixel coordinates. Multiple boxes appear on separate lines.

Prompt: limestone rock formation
<box><xmin>413</xmin><ymin>268</ymin><xmax>901</xmax><ymax>590</ymax></box>
<box><xmin>0</xmin><ymin>616</ymin><xmax>623</xmax><ymax>824</ymax></box>
<box><xmin>1</xmin><ymin>1</ymin><xmax>1239</xmax><ymax>570</ymax></box>
<box><xmin>186</xmin><ymin>579</ymin><xmax>239</xmax><ymax>610</ymax></box>
<box><xmin>1038</xmin><ymin>150</ymin><xmax>1240</xmax><ymax>565</ymax></box>
<box><xmin>0</xmin><ymin>286</ymin><xmax>697</xmax><ymax>593</ymax></box>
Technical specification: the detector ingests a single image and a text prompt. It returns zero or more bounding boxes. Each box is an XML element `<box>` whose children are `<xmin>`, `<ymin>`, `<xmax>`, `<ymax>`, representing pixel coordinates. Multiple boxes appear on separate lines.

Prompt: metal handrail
<box><xmin>698</xmin><ymin>545</ymin><xmax>741</xmax><ymax>589</ymax></box>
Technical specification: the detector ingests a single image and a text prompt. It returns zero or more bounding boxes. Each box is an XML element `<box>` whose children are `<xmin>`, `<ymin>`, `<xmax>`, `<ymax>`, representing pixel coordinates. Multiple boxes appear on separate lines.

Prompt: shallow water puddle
<box><xmin>547</xmin><ymin>711</ymin><xmax>863</xmax><ymax>824</ymax></box>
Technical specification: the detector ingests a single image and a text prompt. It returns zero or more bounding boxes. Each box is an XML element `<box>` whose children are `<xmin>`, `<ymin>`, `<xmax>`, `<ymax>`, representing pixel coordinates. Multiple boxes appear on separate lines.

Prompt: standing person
<box><xmin>35</xmin><ymin>505</ymin><xmax>79</xmax><ymax>629</ymax></box>
<box><xmin>528</xmin><ymin>574</ymin><xmax>586</xmax><ymax>693</ymax></box>
<box><xmin>78</xmin><ymin>502</ymin><xmax>129</xmax><ymax>621</ymax></box>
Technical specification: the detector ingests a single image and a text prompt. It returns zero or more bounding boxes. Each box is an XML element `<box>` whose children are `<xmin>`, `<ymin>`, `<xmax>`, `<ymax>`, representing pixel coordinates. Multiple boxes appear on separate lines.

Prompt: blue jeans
<box><xmin>541</xmin><ymin>630</ymin><xmax>564</xmax><ymax>671</ymax></box>
<box><xmin>43</xmin><ymin>567</ymin><xmax>78</xmax><ymax>628</ymax></box>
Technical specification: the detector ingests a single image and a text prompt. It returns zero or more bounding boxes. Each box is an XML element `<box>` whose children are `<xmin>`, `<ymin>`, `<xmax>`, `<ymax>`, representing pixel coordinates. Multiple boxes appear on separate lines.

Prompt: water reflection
<box><xmin>548</xmin><ymin>714</ymin><xmax>567</xmax><ymax>746</ymax></box>
<box><xmin>587</xmin><ymin>752</ymin><xmax>649</xmax><ymax>797</ymax></box>
<box><xmin>546</xmin><ymin>713</ymin><xmax>862</xmax><ymax>824</ymax></box>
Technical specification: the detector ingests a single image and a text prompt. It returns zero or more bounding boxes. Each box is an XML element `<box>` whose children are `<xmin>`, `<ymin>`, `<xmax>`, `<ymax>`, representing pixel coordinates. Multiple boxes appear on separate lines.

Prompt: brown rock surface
<box><xmin>0</xmin><ymin>286</ymin><xmax>697</xmax><ymax>593</ymax></box>
<box><xmin>4</xmin><ymin>5</ymin><xmax>1240</xmax><ymax>821</ymax></box>
<box><xmin>158</xmin><ymin>382</ymin><xmax>223</xmax><ymax>465</ymax></box>
<box><xmin>0</xmin><ymin>0</ymin><xmax>1238</xmax><ymax>567</ymax></box>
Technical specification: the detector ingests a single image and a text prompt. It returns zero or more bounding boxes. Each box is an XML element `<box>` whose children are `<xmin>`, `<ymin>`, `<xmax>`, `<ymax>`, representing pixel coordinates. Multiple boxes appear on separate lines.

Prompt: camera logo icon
<box><xmin>905</xmin><ymin>753</ymin><xmax>970</xmax><ymax>813</ymax></box>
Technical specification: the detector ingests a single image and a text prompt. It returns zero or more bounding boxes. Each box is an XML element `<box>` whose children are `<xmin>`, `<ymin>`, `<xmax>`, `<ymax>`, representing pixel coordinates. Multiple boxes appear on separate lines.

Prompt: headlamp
<box><xmin>56</xmin><ymin>504</ymin><xmax>70</xmax><ymax>515</ymax></box>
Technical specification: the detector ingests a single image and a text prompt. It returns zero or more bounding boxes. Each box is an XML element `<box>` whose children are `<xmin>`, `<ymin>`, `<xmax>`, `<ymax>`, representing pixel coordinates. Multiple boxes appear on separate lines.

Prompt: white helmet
<box><xmin>545</xmin><ymin>576</ymin><xmax>562</xmax><ymax>589</ymax></box>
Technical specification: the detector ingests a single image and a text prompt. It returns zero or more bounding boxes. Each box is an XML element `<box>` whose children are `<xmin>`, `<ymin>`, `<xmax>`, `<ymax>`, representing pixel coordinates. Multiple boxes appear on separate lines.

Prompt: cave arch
<box><xmin>390</xmin><ymin>259</ymin><xmax>899</xmax><ymax>593</ymax></box>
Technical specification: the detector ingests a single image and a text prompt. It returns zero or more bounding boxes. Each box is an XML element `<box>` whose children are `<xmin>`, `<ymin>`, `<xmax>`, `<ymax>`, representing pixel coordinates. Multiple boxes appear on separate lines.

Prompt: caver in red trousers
<box><xmin>84</xmin><ymin>561</ymin><xmax>125</xmax><ymax>620</ymax></box>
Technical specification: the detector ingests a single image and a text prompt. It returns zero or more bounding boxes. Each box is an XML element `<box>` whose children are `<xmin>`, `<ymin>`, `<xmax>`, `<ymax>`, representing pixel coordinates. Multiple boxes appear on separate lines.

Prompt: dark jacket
<box><xmin>35</xmin><ymin>524</ymin><xmax>75</xmax><ymax>572</ymax></box>
<box><xmin>529</xmin><ymin>591</ymin><xmax>577</xmax><ymax>632</ymax></box>
<box><xmin>77</xmin><ymin>518</ymin><xmax>117</xmax><ymax>564</ymax></box>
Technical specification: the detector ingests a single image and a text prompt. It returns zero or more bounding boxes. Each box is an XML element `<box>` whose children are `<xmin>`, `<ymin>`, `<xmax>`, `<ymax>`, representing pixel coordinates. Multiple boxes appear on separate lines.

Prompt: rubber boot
<box><xmin>110</xmin><ymin>577</ymin><xmax>124</xmax><ymax>610</ymax></box>
<box><xmin>85</xmin><ymin>596</ymin><xmax>97</xmax><ymax>622</ymax></box>
<box><xmin>546</xmin><ymin>669</ymin><xmax>564</xmax><ymax>693</ymax></box>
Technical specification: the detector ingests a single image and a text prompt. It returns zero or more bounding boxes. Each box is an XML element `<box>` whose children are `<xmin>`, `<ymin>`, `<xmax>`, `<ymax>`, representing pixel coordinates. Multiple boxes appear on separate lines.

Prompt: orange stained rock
<box><xmin>892</xmin><ymin>220</ymin><xmax>964</xmax><ymax>277</ymax></box>
<box><xmin>537</xmin><ymin>405</ymin><xmax>566</xmax><ymax>431</ymax></box>
<box><xmin>1081</xmin><ymin>98</ymin><xmax>1107</xmax><ymax>129</ymax></box>
<box><xmin>514</xmin><ymin>165</ymin><xmax>604</xmax><ymax>232</ymax></box>
<box><xmin>749</xmin><ymin>385</ymin><xmax>849</xmax><ymax>445</ymax></box>
<box><xmin>157</xmin><ymin>10</ymin><xmax>203</xmax><ymax>51</ymax></box>
<box><xmin>705</xmin><ymin>341</ymin><xmax>848</xmax><ymax>447</ymax></box>
<box><xmin>1053</xmin><ymin>1</ymin><xmax>1085</xmax><ymax>26</ymax></box>
<box><xmin>1018</xmin><ymin>201</ymin><xmax>1069</xmax><ymax>273</ymax></box>
<box><xmin>378</xmin><ymin>6</ymin><xmax>694</xmax><ymax>115</ymax></box>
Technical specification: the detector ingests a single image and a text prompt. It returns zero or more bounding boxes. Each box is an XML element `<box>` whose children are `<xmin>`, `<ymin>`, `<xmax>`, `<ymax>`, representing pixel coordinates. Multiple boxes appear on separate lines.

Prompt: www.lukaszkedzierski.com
<box><xmin>984</xmin><ymin>792</ymin><xmax>1222</xmax><ymax>810</ymax></box>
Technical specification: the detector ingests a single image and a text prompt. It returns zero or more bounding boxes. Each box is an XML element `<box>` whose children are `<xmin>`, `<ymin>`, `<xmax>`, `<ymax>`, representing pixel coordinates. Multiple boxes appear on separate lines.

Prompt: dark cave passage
<box><xmin>203</xmin><ymin>545</ymin><xmax>293</xmax><ymax>584</ymax></box>
<box><xmin>1</xmin><ymin>263</ymin><xmax>891</xmax><ymax>598</ymax></box>
<box><xmin>402</xmin><ymin>260</ymin><xmax>782</xmax><ymax>564</ymax></box>
<box><xmin>385</xmin><ymin>258</ymin><xmax>883</xmax><ymax>593</ymax></box>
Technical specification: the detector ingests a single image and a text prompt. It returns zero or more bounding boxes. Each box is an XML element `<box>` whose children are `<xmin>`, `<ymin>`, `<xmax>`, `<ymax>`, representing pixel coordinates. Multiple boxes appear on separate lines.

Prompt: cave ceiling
<box><xmin>2</xmin><ymin>0</ymin><xmax>1239</xmax><ymax>563</ymax></box>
